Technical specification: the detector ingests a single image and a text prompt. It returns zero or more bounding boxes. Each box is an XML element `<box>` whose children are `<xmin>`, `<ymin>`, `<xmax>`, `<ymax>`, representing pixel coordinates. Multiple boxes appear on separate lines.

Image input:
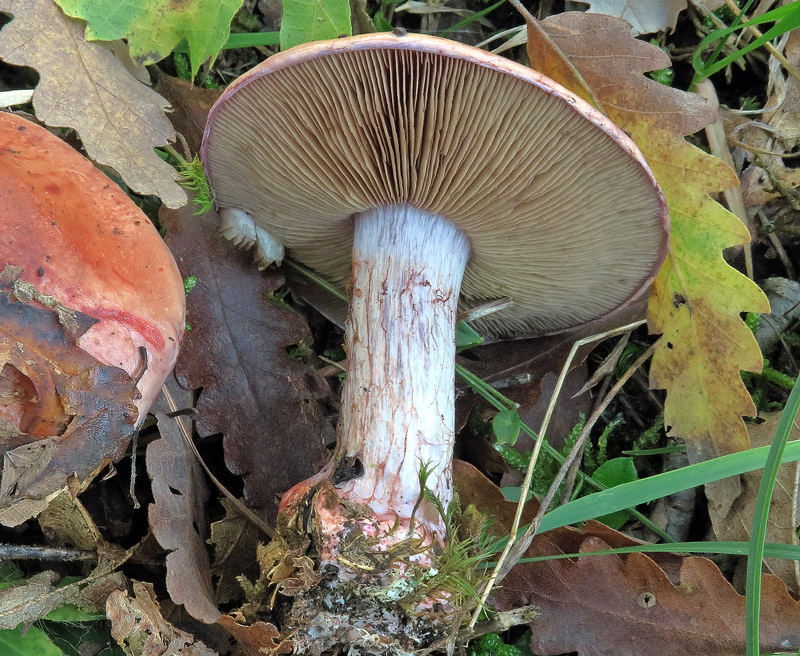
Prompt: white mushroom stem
<box><xmin>337</xmin><ymin>204</ymin><xmax>470</xmax><ymax>538</ymax></box>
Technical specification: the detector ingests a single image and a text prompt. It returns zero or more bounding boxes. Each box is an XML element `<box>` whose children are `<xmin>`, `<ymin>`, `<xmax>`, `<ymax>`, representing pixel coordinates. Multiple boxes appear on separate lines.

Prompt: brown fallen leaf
<box><xmin>217</xmin><ymin>614</ymin><xmax>293</xmax><ymax>656</ymax></box>
<box><xmin>161</xmin><ymin>204</ymin><xmax>333</xmax><ymax>522</ymax></box>
<box><xmin>107</xmin><ymin>581</ymin><xmax>217</xmax><ymax>656</ymax></box>
<box><xmin>762</xmin><ymin>29</ymin><xmax>800</xmax><ymax>146</ymax></box>
<box><xmin>147</xmin><ymin>411</ymin><xmax>220</xmax><ymax>624</ymax></box>
<box><xmin>38</xmin><ymin>489</ymin><xmax>104</xmax><ymax>551</ymax></box>
<box><xmin>0</xmin><ymin>0</ymin><xmax>186</xmax><ymax>207</ymax></box>
<box><xmin>577</xmin><ymin>0</ymin><xmax>687</xmax><ymax>35</ymax></box>
<box><xmin>454</xmin><ymin>461</ymin><xmax>800</xmax><ymax>655</ymax></box>
<box><xmin>0</xmin><ymin>567</ymin><xmax>126</xmax><ymax>630</ymax></box>
<box><xmin>154</xmin><ymin>75</ymin><xmax>222</xmax><ymax>157</ymax></box>
<box><xmin>0</xmin><ymin>267</ymin><xmax>139</xmax><ymax>526</ymax></box>
<box><xmin>712</xmin><ymin>413</ymin><xmax>800</xmax><ymax>595</ymax></box>
<box><xmin>499</xmin><ymin>536</ymin><xmax>800</xmax><ymax>656</ymax></box>
<box><xmin>208</xmin><ymin>498</ymin><xmax>262</xmax><ymax>605</ymax></box>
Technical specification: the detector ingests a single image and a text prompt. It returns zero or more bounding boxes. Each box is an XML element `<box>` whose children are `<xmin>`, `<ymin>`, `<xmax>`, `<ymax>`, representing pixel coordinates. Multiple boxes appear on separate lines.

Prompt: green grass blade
<box><xmin>745</xmin><ymin>376</ymin><xmax>800</xmax><ymax>656</ymax></box>
<box><xmin>438</xmin><ymin>0</ymin><xmax>506</xmax><ymax>37</ymax></box>
<box><xmin>538</xmin><ymin>439</ymin><xmax>800</xmax><ymax>533</ymax></box>
<box><xmin>508</xmin><ymin>541</ymin><xmax>800</xmax><ymax>564</ymax></box>
<box><xmin>456</xmin><ymin>363</ymin><xmax>674</xmax><ymax>542</ymax></box>
<box><xmin>692</xmin><ymin>2</ymin><xmax>800</xmax><ymax>81</ymax></box>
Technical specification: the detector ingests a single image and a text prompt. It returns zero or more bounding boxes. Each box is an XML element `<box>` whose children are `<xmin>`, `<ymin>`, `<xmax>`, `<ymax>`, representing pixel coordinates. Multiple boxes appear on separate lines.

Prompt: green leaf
<box><xmin>590</xmin><ymin>457</ymin><xmax>639</xmax><ymax>529</ymax></box>
<box><xmin>456</xmin><ymin>320</ymin><xmax>484</xmax><ymax>351</ymax></box>
<box><xmin>40</xmin><ymin>619</ymin><xmax>124</xmax><ymax>656</ymax></box>
<box><xmin>280</xmin><ymin>0</ymin><xmax>351</xmax><ymax>50</ymax></box>
<box><xmin>43</xmin><ymin>605</ymin><xmax>105</xmax><ymax>622</ymax></box>
<box><xmin>54</xmin><ymin>0</ymin><xmax>244</xmax><ymax>78</ymax></box>
<box><xmin>183</xmin><ymin>275</ymin><xmax>198</xmax><ymax>295</ymax></box>
<box><xmin>373</xmin><ymin>12</ymin><xmax>393</xmax><ymax>31</ymax></box>
<box><xmin>492</xmin><ymin>409</ymin><xmax>521</xmax><ymax>446</ymax></box>
<box><xmin>0</xmin><ymin>624</ymin><xmax>61</xmax><ymax>656</ymax></box>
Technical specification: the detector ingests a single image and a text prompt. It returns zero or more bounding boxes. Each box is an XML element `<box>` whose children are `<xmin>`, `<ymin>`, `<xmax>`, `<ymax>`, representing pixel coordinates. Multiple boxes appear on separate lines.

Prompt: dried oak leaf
<box><xmin>575</xmin><ymin>0</ymin><xmax>687</xmax><ymax>35</ymax></box>
<box><xmin>455</xmin><ymin>461</ymin><xmax>800</xmax><ymax>656</ymax></box>
<box><xmin>0</xmin><ymin>267</ymin><xmax>138</xmax><ymax>527</ymax></box>
<box><xmin>500</xmin><ymin>536</ymin><xmax>800</xmax><ymax>656</ymax></box>
<box><xmin>161</xmin><ymin>204</ymin><xmax>332</xmax><ymax>523</ymax></box>
<box><xmin>147</xmin><ymin>411</ymin><xmax>220</xmax><ymax>624</ymax></box>
<box><xmin>208</xmin><ymin>498</ymin><xmax>262</xmax><ymax>605</ymax></box>
<box><xmin>0</xmin><ymin>0</ymin><xmax>186</xmax><ymax>208</ymax></box>
<box><xmin>520</xmin><ymin>11</ymin><xmax>769</xmax><ymax>517</ymax></box>
<box><xmin>107</xmin><ymin>581</ymin><xmax>217</xmax><ymax>656</ymax></box>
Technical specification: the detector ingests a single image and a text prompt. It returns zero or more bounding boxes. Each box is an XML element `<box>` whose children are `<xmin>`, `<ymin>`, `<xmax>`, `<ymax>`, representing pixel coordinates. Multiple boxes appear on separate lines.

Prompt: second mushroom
<box><xmin>201</xmin><ymin>32</ymin><xmax>669</xmax><ymax>649</ymax></box>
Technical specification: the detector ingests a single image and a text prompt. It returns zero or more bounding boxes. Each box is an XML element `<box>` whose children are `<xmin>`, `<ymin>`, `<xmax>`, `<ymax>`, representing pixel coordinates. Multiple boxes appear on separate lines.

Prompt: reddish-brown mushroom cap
<box><xmin>202</xmin><ymin>32</ymin><xmax>669</xmax><ymax>337</ymax></box>
<box><xmin>0</xmin><ymin>113</ymin><xmax>185</xmax><ymax>422</ymax></box>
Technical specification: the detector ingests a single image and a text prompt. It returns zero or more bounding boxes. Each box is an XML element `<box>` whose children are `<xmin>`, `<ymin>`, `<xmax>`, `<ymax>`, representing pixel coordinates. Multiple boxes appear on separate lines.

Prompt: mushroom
<box><xmin>0</xmin><ymin>112</ymin><xmax>185</xmax><ymax>429</ymax></box>
<box><xmin>201</xmin><ymin>31</ymin><xmax>668</xmax><ymax>641</ymax></box>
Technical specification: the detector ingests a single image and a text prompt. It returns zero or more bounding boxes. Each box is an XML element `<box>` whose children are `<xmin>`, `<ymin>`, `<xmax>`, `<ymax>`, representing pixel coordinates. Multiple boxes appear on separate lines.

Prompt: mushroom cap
<box><xmin>201</xmin><ymin>32</ymin><xmax>669</xmax><ymax>337</ymax></box>
<box><xmin>0</xmin><ymin>113</ymin><xmax>185</xmax><ymax>420</ymax></box>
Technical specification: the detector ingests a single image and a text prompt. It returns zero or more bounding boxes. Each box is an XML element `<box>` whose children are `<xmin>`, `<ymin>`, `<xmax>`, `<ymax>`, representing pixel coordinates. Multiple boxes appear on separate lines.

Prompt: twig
<box><xmin>696</xmin><ymin>79</ymin><xmax>754</xmax><ymax>279</ymax></box>
<box><xmin>495</xmin><ymin>341</ymin><xmax>658</xmax><ymax>584</ymax></box>
<box><xmin>160</xmin><ymin>385</ymin><xmax>275</xmax><ymax>538</ymax></box>
<box><xmin>468</xmin><ymin>320</ymin><xmax>646</xmax><ymax>629</ymax></box>
<box><xmin>0</xmin><ymin>543</ymin><xmax>96</xmax><ymax>562</ymax></box>
<box><xmin>758</xmin><ymin>209</ymin><xmax>796</xmax><ymax>279</ymax></box>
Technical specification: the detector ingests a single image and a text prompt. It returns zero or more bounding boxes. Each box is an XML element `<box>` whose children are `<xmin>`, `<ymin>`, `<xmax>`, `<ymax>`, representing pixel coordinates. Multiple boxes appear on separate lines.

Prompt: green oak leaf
<box><xmin>54</xmin><ymin>0</ymin><xmax>243</xmax><ymax>78</ymax></box>
<box><xmin>280</xmin><ymin>0</ymin><xmax>351</xmax><ymax>50</ymax></box>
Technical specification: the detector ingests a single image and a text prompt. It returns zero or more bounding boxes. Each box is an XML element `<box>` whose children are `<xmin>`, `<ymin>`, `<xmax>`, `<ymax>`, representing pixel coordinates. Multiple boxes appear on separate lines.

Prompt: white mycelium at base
<box><xmin>337</xmin><ymin>204</ymin><xmax>470</xmax><ymax>538</ymax></box>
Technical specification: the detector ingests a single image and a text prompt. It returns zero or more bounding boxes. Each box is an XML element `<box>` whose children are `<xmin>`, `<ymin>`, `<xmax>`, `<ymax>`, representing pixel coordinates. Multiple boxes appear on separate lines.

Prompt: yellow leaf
<box><xmin>517</xmin><ymin>8</ymin><xmax>769</xmax><ymax>459</ymax></box>
<box><xmin>642</xmin><ymin>131</ymin><xmax>768</xmax><ymax>458</ymax></box>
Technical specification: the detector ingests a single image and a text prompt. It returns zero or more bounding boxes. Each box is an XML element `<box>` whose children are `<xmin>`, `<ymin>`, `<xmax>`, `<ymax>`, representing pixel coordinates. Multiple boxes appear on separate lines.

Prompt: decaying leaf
<box><xmin>0</xmin><ymin>567</ymin><xmax>125</xmax><ymax>630</ymax></box>
<box><xmin>154</xmin><ymin>75</ymin><xmax>222</xmax><ymax>156</ymax></box>
<box><xmin>455</xmin><ymin>461</ymin><xmax>800</xmax><ymax>656</ymax></box>
<box><xmin>712</xmin><ymin>413</ymin><xmax>800</xmax><ymax>594</ymax></box>
<box><xmin>500</xmin><ymin>536</ymin><xmax>800</xmax><ymax>656</ymax></box>
<box><xmin>217</xmin><ymin>614</ymin><xmax>293</xmax><ymax>656</ymax></box>
<box><xmin>520</xmin><ymin>11</ymin><xmax>769</xmax><ymax>515</ymax></box>
<box><xmin>208</xmin><ymin>498</ymin><xmax>262</xmax><ymax>605</ymax></box>
<box><xmin>161</xmin><ymin>204</ymin><xmax>332</xmax><ymax>523</ymax></box>
<box><xmin>575</xmin><ymin>0</ymin><xmax>687</xmax><ymax>35</ymax></box>
<box><xmin>55</xmin><ymin>0</ymin><xmax>243</xmax><ymax>79</ymax></box>
<box><xmin>0</xmin><ymin>0</ymin><xmax>187</xmax><ymax>207</ymax></box>
<box><xmin>38</xmin><ymin>490</ymin><xmax>105</xmax><ymax>552</ymax></box>
<box><xmin>147</xmin><ymin>411</ymin><xmax>220</xmax><ymax>624</ymax></box>
<box><xmin>107</xmin><ymin>581</ymin><xmax>217</xmax><ymax>656</ymax></box>
<box><xmin>0</xmin><ymin>267</ymin><xmax>139</xmax><ymax>526</ymax></box>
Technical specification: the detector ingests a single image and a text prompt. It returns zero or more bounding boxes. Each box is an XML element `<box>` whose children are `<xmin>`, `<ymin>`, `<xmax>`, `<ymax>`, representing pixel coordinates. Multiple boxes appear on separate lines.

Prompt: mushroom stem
<box><xmin>337</xmin><ymin>204</ymin><xmax>470</xmax><ymax>537</ymax></box>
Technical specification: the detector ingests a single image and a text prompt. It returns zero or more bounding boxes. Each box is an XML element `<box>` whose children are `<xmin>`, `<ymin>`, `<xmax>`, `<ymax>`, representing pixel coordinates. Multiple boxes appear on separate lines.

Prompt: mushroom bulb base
<box><xmin>275</xmin><ymin>478</ymin><xmax>469</xmax><ymax>655</ymax></box>
<box><xmin>272</xmin><ymin>206</ymin><xmax>473</xmax><ymax>652</ymax></box>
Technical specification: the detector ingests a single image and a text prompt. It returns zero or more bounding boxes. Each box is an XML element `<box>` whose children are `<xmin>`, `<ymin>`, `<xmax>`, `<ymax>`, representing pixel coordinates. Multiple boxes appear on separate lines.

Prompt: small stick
<box><xmin>161</xmin><ymin>385</ymin><xmax>275</xmax><ymax>538</ymax></box>
<box><xmin>0</xmin><ymin>543</ymin><xmax>96</xmax><ymax>562</ymax></box>
<box><xmin>468</xmin><ymin>320</ymin><xmax>646</xmax><ymax>628</ymax></box>
<box><xmin>495</xmin><ymin>342</ymin><xmax>658</xmax><ymax>583</ymax></box>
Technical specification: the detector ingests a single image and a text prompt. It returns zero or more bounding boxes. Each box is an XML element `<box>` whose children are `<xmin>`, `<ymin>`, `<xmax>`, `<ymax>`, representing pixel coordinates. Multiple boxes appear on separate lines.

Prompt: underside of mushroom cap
<box><xmin>202</xmin><ymin>32</ymin><xmax>669</xmax><ymax>337</ymax></box>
